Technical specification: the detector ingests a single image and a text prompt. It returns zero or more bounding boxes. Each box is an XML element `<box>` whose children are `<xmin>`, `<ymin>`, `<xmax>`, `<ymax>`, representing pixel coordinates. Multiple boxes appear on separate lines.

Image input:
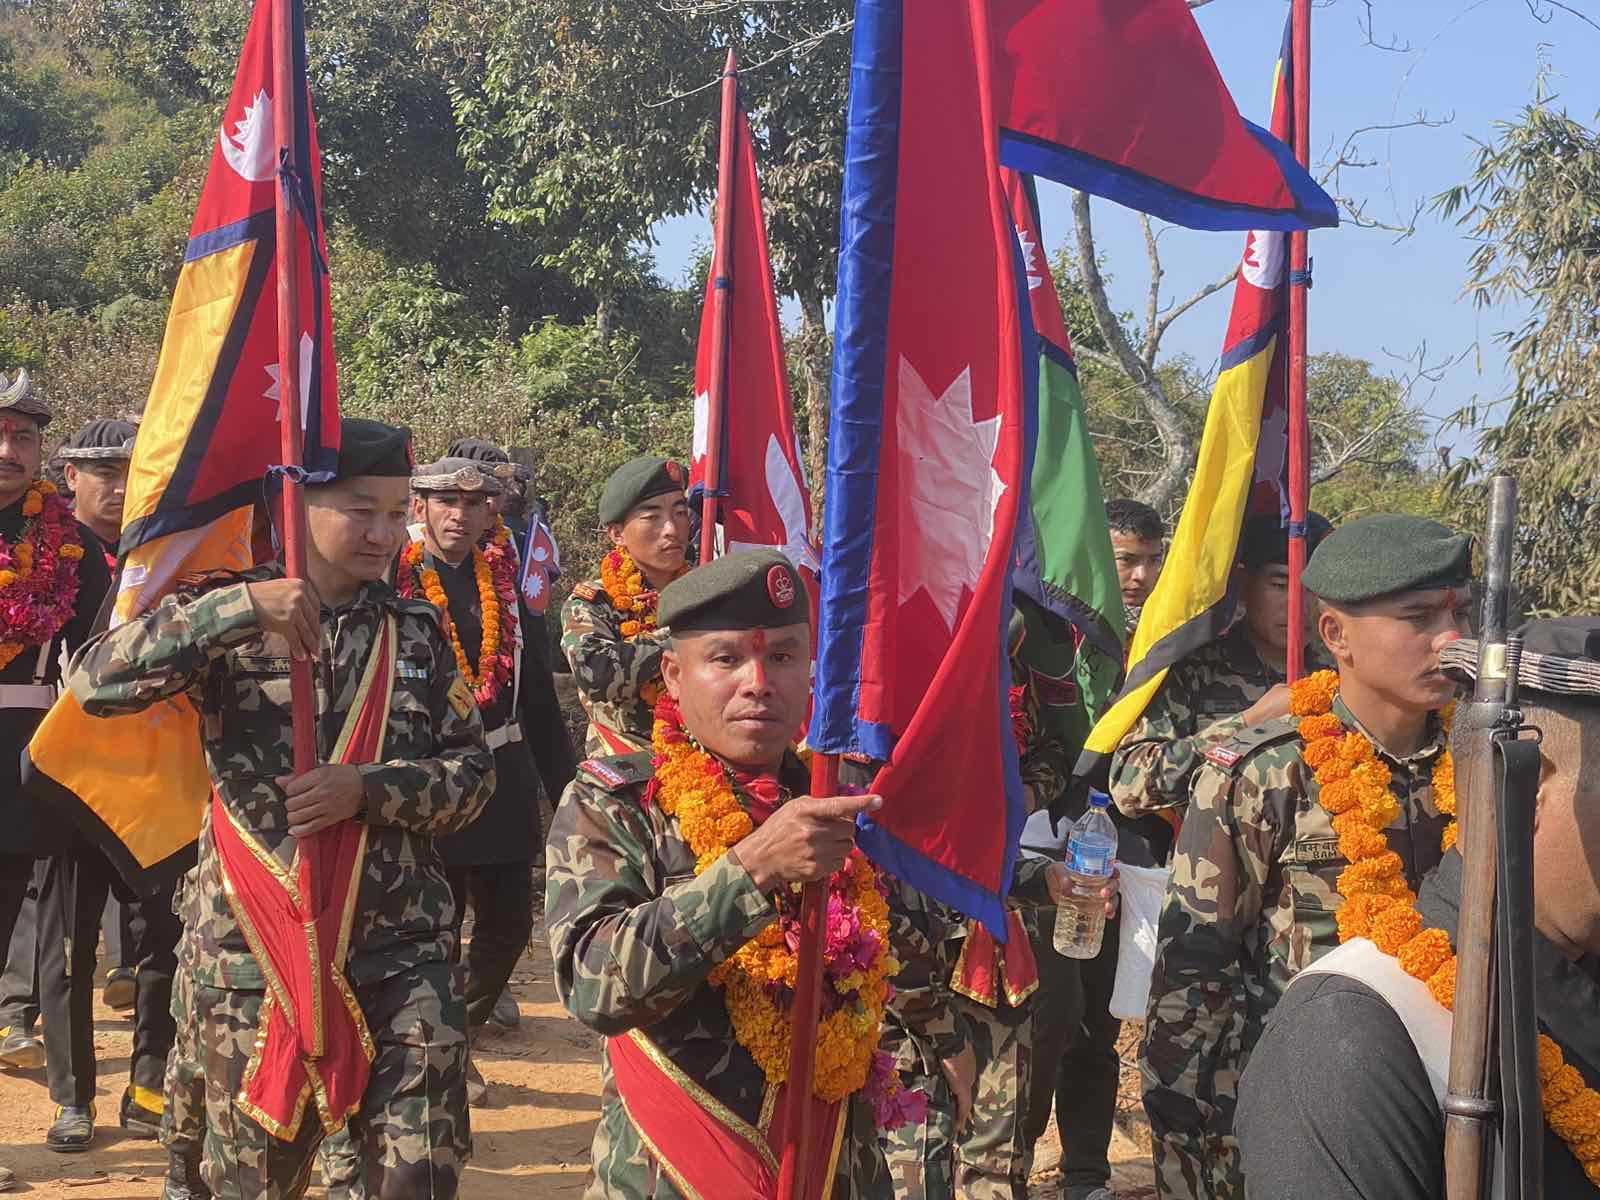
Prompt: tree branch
<box><xmin>1524</xmin><ymin>0</ymin><xmax>1600</xmax><ymax>33</ymax></box>
<box><xmin>1151</xmin><ymin>264</ymin><xmax>1238</xmax><ymax>351</ymax></box>
<box><xmin>1139</xmin><ymin>214</ymin><xmax>1164</xmax><ymax>370</ymax></box>
<box><xmin>1071</xmin><ymin>190</ymin><xmax>1192</xmax><ymax>511</ymax></box>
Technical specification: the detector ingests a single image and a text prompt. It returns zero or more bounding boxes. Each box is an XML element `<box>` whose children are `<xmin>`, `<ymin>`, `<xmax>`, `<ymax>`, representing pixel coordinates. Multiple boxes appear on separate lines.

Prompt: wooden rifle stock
<box><xmin>1443</xmin><ymin>476</ymin><xmax>1517</xmax><ymax>1200</ymax></box>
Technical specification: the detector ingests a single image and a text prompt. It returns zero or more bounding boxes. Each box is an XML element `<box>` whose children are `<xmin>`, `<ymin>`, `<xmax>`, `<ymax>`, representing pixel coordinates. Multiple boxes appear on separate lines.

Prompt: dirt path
<box><xmin>0</xmin><ymin>919</ymin><xmax>1154</xmax><ymax>1198</ymax></box>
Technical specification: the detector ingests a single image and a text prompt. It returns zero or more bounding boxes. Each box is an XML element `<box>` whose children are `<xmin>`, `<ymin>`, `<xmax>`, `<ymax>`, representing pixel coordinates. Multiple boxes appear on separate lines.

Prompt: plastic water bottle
<box><xmin>1053</xmin><ymin>790</ymin><xmax>1118</xmax><ymax>960</ymax></box>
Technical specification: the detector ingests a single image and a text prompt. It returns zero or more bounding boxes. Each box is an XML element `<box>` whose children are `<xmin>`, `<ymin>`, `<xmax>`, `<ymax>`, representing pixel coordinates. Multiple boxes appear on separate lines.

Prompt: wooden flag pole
<box><xmin>700</xmin><ymin>49</ymin><xmax>739</xmax><ymax>566</ymax></box>
<box><xmin>270</xmin><ymin>0</ymin><xmax>317</xmax><ymax>779</ymax></box>
<box><xmin>1285</xmin><ymin>0</ymin><xmax>1312</xmax><ymax>684</ymax></box>
<box><xmin>776</xmin><ymin>751</ymin><xmax>838</xmax><ymax>1200</ymax></box>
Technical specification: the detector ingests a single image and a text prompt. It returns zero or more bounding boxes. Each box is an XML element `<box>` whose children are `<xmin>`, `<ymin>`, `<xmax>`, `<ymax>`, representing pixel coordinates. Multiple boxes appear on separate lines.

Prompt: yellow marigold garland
<box><xmin>397</xmin><ymin>519</ymin><xmax>518</xmax><ymax>708</ymax></box>
<box><xmin>650</xmin><ymin>700</ymin><xmax>898</xmax><ymax>1105</ymax></box>
<box><xmin>1292</xmin><ymin>668</ymin><xmax>1600</xmax><ymax>1184</ymax></box>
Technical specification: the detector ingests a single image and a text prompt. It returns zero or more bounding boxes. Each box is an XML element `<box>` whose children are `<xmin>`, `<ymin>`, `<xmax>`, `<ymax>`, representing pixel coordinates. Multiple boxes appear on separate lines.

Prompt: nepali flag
<box><xmin>814</xmin><ymin>0</ymin><xmax>1337</xmax><ymax>935</ymax></box>
<box><xmin>24</xmin><ymin>0</ymin><xmax>338</xmax><ymax>891</ymax></box>
<box><xmin>1079</xmin><ymin>16</ymin><xmax>1302</xmax><ymax>782</ymax></box>
<box><xmin>520</xmin><ymin>516</ymin><xmax>561</xmax><ymax>615</ymax></box>
<box><xmin>689</xmin><ymin>85</ymin><xmax>818</xmax><ymax>578</ymax></box>
<box><xmin>991</xmin><ymin>0</ymin><xmax>1336</xmax><ymax>232</ymax></box>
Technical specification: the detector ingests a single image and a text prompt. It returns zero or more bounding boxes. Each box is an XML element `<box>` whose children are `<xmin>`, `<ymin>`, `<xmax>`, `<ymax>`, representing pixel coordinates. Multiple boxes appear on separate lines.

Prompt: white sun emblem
<box><xmin>219</xmin><ymin>88</ymin><xmax>277</xmax><ymax>183</ymax></box>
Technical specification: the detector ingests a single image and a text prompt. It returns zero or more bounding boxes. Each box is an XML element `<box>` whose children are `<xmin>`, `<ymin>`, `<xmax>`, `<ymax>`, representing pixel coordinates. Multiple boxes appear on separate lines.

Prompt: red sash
<box><xmin>212</xmin><ymin>615</ymin><xmax>396</xmax><ymax>1139</ymax></box>
<box><xmin>591</xmin><ymin>720</ymin><xmax>647</xmax><ymax>757</ymax></box>
<box><xmin>952</xmin><ymin>909</ymin><xmax>1039</xmax><ymax>1008</ymax></box>
<box><xmin>608</xmin><ymin>1029</ymin><xmax>847</xmax><ymax>1200</ymax></box>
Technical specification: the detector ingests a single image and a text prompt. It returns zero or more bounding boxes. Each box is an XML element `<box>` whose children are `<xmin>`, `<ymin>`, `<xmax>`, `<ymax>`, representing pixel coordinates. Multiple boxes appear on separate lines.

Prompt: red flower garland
<box><xmin>0</xmin><ymin>482</ymin><xmax>84</xmax><ymax>670</ymax></box>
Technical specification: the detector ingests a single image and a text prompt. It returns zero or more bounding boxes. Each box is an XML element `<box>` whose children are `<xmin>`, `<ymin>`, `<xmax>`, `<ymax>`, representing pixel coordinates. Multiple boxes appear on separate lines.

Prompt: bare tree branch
<box><xmin>1358</xmin><ymin>0</ymin><xmax>1413</xmax><ymax>52</ymax></box>
<box><xmin>1151</xmin><ymin>265</ymin><xmax>1238</xmax><ymax>352</ymax></box>
<box><xmin>1139</xmin><ymin>215</ymin><xmax>1164</xmax><ymax>370</ymax></box>
<box><xmin>1070</xmin><ymin>190</ymin><xmax>1193</xmax><ymax>511</ymax></box>
<box><xmin>644</xmin><ymin>17</ymin><xmax>853</xmax><ymax>106</ymax></box>
<box><xmin>1524</xmin><ymin>0</ymin><xmax>1600</xmax><ymax>33</ymax></box>
<box><xmin>1314</xmin><ymin>112</ymin><xmax>1453</xmax><ymax>237</ymax></box>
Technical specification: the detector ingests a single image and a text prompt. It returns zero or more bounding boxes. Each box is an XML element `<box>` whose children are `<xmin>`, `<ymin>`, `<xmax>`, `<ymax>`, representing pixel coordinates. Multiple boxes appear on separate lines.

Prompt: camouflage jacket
<box><xmin>1141</xmin><ymin>694</ymin><xmax>1450</xmax><ymax>1200</ymax></box>
<box><xmin>1110</xmin><ymin>624</ymin><xmax>1328</xmax><ymax>819</ymax></box>
<box><xmin>66</xmin><ymin>564</ymin><xmax>495</xmax><ymax>991</ymax></box>
<box><xmin>560</xmin><ymin>581</ymin><xmax>667</xmax><ymax>756</ymax></box>
<box><xmin>546</xmin><ymin>750</ymin><xmax>935</xmax><ymax>1198</ymax></box>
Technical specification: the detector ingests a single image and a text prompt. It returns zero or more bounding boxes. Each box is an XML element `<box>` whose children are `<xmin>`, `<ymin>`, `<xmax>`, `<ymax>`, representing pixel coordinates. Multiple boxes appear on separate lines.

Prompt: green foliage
<box><xmin>1435</xmin><ymin>101</ymin><xmax>1600</xmax><ymax>614</ymax></box>
<box><xmin>0</xmin><ymin>297</ymin><xmax>163</xmax><ymax>440</ymax></box>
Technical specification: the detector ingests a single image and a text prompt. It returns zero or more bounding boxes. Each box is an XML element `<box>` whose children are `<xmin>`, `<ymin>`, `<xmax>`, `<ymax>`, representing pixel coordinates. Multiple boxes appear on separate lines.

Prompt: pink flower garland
<box><xmin>0</xmin><ymin>483</ymin><xmax>84</xmax><ymax>670</ymax></box>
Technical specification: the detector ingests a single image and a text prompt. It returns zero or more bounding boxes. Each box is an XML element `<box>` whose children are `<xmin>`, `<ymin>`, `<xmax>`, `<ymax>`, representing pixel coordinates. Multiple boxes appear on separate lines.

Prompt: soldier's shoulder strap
<box><xmin>568</xmin><ymin>579</ymin><xmax>611</xmax><ymax>606</ymax></box>
<box><xmin>1202</xmin><ymin>716</ymin><xmax>1302</xmax><ymax>776</ymax></box>
<box><xmin>575</xmin><ymin>751</ymin><xmax>656</xmax><ymax>793</ymax></box>
<box><xmin>390</xmin><ymin>594</ymin><xmax>444</xmax><ymax>625</ymax></box>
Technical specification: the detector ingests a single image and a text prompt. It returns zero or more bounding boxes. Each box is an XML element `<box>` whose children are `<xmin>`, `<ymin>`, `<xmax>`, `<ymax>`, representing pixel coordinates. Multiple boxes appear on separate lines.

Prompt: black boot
<box><xmin>45</xmin><ymin>1105</ymin><xmax>94</xmax><ymax>1153</ymax></box>
<box><xmin>161</xmin><ymin>1147</ymin><xmax>211</xmax><ymax>1200</ymax></box>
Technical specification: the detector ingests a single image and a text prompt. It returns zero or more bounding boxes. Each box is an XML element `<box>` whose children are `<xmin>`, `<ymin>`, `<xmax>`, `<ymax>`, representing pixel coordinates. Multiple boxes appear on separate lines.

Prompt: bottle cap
<box><xmin>1088</xmin><ymin>789</ymin><xmax>1110</xmax><ymax>809</ymax></box>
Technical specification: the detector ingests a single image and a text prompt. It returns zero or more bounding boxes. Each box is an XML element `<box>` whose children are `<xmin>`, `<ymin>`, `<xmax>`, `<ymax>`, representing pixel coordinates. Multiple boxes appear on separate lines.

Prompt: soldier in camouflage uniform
<box><xmin>1141</xmin><ymin>515</ymin><xmax>1472</xmax><ymax>1200</ymax></box>
<box><xmin>549</xmin><ymin>549</ymin><xmax>952</xmax><ymax>1199</ymax></box>
<box><xmin>1110</xmin><ymin>512</ymin><xmax>1332</xmax><ymax>822</ymax></box>
<box><xmin>65</xmin><ymin>420</ymin><xmax>495</xmax><ymax>1200</ymax></box>
<box><xmin>561</xmin><ymin>456</ymin><xmax>691</xmax><ymax>756</ymax></box>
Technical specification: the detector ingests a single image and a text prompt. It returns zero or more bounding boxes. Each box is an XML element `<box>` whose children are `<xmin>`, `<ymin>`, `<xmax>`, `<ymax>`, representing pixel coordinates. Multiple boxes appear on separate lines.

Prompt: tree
<box><xmin>1436</xmin><ymin>98</ymin><xmax>1600</xmax><ymax>614</ymax></box>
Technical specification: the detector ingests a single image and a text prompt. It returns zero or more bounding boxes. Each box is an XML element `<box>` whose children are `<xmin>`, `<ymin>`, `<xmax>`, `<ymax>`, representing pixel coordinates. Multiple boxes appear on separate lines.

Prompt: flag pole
<box><xmin>700</xmin><ymin>49</ymin><xmax>739</xmax><ymax>566</ymax></box>
<box><xmin>777</xmin><ymin>752</ymin><xmax>837</xmax><ymax>1200</ymax></box>
<box><xmin>270</xmin><ymin>0</ymin><xmax>317</xmax><ymax>778</ymax></box>
<box><xmin>1285</xmin><ymin>0</ymin><xmax>1312</xmax><ymax>684</ymax></box>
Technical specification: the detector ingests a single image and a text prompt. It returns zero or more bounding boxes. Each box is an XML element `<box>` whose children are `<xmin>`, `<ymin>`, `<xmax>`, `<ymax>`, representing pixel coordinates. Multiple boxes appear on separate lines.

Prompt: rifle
<box><xmin>1443</xmin><ymin>475</ymin><xmax>1545</xmax><ymax>1200</ymax></box>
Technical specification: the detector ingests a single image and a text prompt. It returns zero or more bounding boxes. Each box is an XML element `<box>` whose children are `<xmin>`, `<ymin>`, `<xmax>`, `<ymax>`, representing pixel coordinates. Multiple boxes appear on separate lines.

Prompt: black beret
<box><xmin>598</xmin><ymin>455</ymin><xmax>687</xmax><ymax>525</ymax></box>
<box><xmin>1302</xmin><ymin>514</ymin><xmax>1471</xmax><ymax>605</ymax></box>
<box><xmin>445</xmin><ymin>437</ymin><xmax>509</xmax><ymax>464</ymax></box>
<box><xmin>1440</xmin><ymin>619</ymin><xmax>1600</xmax><ymax>705</ymax></box>
<box><xmin>1237</xmin><ymin>510</ymin><xmax>1332</xmax><ymax>569</ymax></box>
<box><xmin>333</xmin><ymin>419</ymin><xmax>413</xmax><ymax>479</ymax></box>
<box><xmin>58</xmin><ymin>418</ymin><xmax>137</xmax><ymax>462</ymax></box>
<box><xmin>658</xmin><ymin>549</ymin><xmax>809</xmax><ymax>634</ymax></box>
<box><xmin>411</xmin><ymin>457</ymin><xmax>502</xmax><ymax>495</ymax></box>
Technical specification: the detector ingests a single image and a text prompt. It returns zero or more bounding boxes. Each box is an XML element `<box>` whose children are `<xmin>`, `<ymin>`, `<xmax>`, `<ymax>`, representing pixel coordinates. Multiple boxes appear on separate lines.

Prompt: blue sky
<box><xmin>652</xmin><ymin>0</ymin><xmax>1600</xmax><ymax>456</ymax></box>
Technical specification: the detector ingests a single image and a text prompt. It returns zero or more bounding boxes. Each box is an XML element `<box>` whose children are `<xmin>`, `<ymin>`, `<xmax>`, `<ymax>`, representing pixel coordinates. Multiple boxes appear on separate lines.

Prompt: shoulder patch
<box><xmin>577</xmin><ymin>751</ymin><xmax>655</xmax><ymax>792</ymax></box>
<box><xmin>1205</xmin><ymin>745</ymin><xmax>1243</xmax><ymax>769</ymax></box>
<box><xmin>1203</xmin><ymin>717</ymin><xmax>1302</xmax><ymax>775</ymax></box>
<box><xmin>572</xmin><ymin>582</ymin><xmax>600</xmax><ymax>602</ymax></box>
<box><xmin>447</xmin><ymin>675</ymin><xmax>475</xmax><ymax>720</ymax></box>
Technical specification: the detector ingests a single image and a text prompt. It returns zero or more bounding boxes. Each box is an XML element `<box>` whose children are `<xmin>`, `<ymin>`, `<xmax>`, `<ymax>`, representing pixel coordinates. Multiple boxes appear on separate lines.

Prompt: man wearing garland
<box><xmin>401</xmin><ymin>457</ymin><xmax>546</xmax><ymax>1098</ymax></box>
<box><xmin>561</xmin><ymin>455</ymin><xmax>691</xmax><ymax>756</ymax></box>
<box><xmin>548</xmin><ymin>549</ymin><xmax>954</xmax><ymax>1198</ymax></box>
<box><xmin>0</xmin><ymin>374</ymin><xmax>114</xmax><ymax>1154</ymax></box>
<box><xmin>1142</xmin><ymin>514</ymin><xmax>1470</xmax><ymax>1200</ymax></box>
<box><xmin>65</xmin><ymin>419</ymin><xmax>494</xmax><ymax>1198</ymax></box>
<box><xmin>16</xmin><ymin>417</ymin><xmax>186</xmax><ymax>1152</ymax></box>
<box><xmin>1235</xmin><ymin>620</ymin><xmax>1600</xmax><ymax>1197</ymax></box>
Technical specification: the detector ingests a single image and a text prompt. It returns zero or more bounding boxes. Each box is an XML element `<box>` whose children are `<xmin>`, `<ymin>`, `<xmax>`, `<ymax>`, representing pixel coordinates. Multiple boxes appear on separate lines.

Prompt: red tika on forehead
<box><xmin>750</xmin><ymin>629</ymin><xmax>768</xmax><ymax>653</ymax></box>
<box><xmin>0</xmin><ymin>418</ymin><xmax>37</xmax><ymax>437</ymax></box>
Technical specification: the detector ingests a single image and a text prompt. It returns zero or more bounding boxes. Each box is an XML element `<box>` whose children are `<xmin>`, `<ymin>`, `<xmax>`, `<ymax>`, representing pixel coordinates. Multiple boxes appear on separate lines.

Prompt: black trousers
<box><xmin>445</xmin><ymin>864</ymin><xmax>534</xmax><ymax>1029</ymax></box>
<box><xmin>1053</xmin><ymin>913</ymin><xmax>1122</xmax><ymax>1199</ymax></box>
<box><xmin>0</xmin><ymin>857</ymin><xmax>39</xmax><ymax>1030</ymax></box>
<box><xmin>36</xmin><ymin>841</ymin><xmax>182</xmax><ymax>1106</ymax></box>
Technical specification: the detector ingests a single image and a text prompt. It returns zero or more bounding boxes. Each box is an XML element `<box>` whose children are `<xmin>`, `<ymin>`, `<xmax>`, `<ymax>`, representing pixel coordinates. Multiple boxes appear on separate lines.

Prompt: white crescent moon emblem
<box><xmin>219</xmin><ymin>88</ymin><xmax>277</xmax><ymax>183</ymax></box>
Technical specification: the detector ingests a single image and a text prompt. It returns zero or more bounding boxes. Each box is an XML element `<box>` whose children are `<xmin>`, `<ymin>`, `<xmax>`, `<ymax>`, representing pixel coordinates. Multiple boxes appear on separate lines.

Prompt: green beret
<box><xmin>57</xmin><ymin>418</ymin><xmax>137</xmax><ymax>462</ymax></box>
<box><xmin>332</xmin><ymin>419</ymin><xmax>412</xmax><ymax>479</ymax></box>
<box><xmin>1302</xmin><ymin>514</ymin><xmax>1471</xmax><ymax>605</ymax></box>
<box><xmin>658</xmin><ymin>549</ymin><xmax>809</xmax><ymax>634</ymax></box>
<box><xmin>412</xmin><ymin>456</ymin><xmax>502</xmax><ymax>495</ymax></box>
<box><xmin>1237</xmin><ymin>510</ymin><xmax>1332</xmax><ymax>569</ymax></box>
<box><xmin>598</xmin><ymin>455</ymin><xmax>687</xmax><ymax>525</ymax></box>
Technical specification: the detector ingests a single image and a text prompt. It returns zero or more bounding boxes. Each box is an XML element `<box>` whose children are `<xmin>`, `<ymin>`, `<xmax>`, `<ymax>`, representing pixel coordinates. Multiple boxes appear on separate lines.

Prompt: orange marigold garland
<box><xmin>599</xmin><ymin>546</ymin><xmax>687</xmax><ymax>640</ymax></box>
<box><xmin>649</xmin><ymin>696</ymin><xmax>922</xmax><ymax>1126</ymax></box>
<box><xmin>397</xmin><ymin>518</ymin><xmax>519</xmax><ymax>708</ymax></box>
<box><xmin>1293</xmin><ymin>668</ymin><xmax>1600</xmax><ymax>1184</ymax></box>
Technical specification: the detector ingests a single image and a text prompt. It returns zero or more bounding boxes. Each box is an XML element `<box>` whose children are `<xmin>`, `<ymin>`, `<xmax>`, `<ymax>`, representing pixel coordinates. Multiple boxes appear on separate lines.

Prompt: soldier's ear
<box><xmin>661</xmin><ymin>648</ymin><xmax>682</xmax><ymax>700</ymax></box>
<box><xmin>1317</xmin><ymin>605</ymin><xmax>1349</xmax><ymax>664</ymax></box>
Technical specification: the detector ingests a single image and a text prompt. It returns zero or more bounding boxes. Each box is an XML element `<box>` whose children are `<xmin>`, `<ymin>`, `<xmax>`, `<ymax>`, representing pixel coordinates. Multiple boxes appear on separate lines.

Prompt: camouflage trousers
<box><xmin>179</xmin><ymin>958</ymin><xmax>469</xmax><ymax>1200</ymax></box>
<box><xmin>879</xmin><ymin>1063</ymin><xmax>956</xmax><ymax>1200</ymax></box>
<box><xmin>164</xmin><ymin>965</ymin><xmax>367</xmax><ymax>1199</ymax></box>
<box><xmin>1140</xmin><ymin>1018</ymin><xmax>1244</xmax><ymax>1200</ymax></box>
<box><xmin>950</xmin><ymin>994</ymin><xmax>1031</xmax><ymax>1200</ymax></box>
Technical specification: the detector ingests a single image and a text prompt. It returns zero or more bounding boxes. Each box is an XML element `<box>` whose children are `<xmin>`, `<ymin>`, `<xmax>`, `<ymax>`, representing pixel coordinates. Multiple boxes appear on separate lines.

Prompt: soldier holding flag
<box><xmin>64</xmin><ymin>420</ymin><xmax>494</xmax><ymax>1198</ymax></box>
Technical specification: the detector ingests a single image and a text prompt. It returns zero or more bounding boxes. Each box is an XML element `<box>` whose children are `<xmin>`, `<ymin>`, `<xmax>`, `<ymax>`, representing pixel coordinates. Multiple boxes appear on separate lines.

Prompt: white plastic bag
<box><xmin>1109</xmin><ymin>863</ymin><xmax>1172</xmax><ymax>1020</ymax></box>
